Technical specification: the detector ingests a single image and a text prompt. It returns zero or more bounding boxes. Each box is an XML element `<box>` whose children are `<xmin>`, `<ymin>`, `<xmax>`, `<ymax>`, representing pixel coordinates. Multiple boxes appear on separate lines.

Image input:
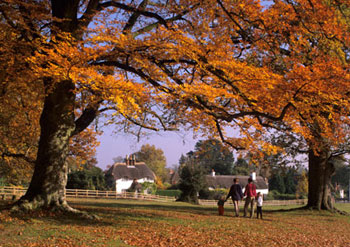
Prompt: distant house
<box><xmin>105</xmin><ymin>156</ymin><xmax>156</xmax><ymax>194</ymax></box>
<box><xmin>167</xmin><ymin>169</ymin><xmax>180</xmax><ymax>185</ymax></box>
<box><xmin>205</xmin><ymin>171</ymin><xmax>269</xmax><ymax>195</ymax></box>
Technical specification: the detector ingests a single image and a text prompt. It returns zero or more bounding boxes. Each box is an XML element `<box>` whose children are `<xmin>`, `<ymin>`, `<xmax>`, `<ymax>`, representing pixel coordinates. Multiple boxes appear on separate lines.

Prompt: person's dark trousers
<box><xmin>256</xmin><ymin>206</ymin><xmax>263</xmax><ymax>219</ymax></box>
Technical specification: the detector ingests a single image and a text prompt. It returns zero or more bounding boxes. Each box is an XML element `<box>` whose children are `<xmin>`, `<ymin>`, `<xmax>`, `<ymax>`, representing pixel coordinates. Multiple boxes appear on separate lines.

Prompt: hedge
<box><xmin>156</xmin><ymin>189</ymin><xmax>182</xmax><ymax>197</ymax></box>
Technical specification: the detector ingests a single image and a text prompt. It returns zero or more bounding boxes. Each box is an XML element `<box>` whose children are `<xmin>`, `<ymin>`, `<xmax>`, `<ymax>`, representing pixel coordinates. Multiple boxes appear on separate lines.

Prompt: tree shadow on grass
<box><xmin>0</xmin><ymin>200</ymin><xmax>115</xmax><ymax>227</ymax></box>
<box><xmin>2</xmin><ymin>199</ymin><xmax>213</xmax><ymax>226</ymax></box>
<box><xmin>263</xmin><ymin>206</ymin><xmax>306</xmax><ymax>213</ymax></box>
<box><xmin>69</xmin><ymin>200</ymin><xmax>217</xmax><ymax>216</ymax></box>
<box><xmin>0</xmin><ymin>200</ymin><xmax>13</xmax><ymax>210</ymax></box>
<box><xmin>263</xmin><ymin>205</ymin><xmax>349</xmax><ymax>218</ymax></box>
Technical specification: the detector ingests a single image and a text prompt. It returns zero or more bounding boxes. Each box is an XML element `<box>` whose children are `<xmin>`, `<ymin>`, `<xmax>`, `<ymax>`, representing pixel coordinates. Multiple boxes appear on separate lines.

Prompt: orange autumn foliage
<box><xmin>6</xmin><ymin>0</ymin><xmax>348</xmax><ymax>156</ymax></box>
<box><xmin>1</xmin><ymin>0</ymin><xmax>350</xmax><ymax>209</ymax></box>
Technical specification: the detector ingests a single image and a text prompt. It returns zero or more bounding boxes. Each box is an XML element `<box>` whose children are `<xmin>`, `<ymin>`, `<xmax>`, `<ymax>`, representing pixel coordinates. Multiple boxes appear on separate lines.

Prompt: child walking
<box><xmin>256</xmin><ymin>192</ymin><xmax>263</xmax><ymax>219</ymax></box>
<box><xmin>217</xmin><ymin>196</ymin><xmax>225</xmax><ymax>216</ymax></box>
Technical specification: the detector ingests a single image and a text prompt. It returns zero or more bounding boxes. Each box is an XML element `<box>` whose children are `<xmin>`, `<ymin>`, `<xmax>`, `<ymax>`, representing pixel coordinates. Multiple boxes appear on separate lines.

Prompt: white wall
<box><xmin>242</xmin><ymin>188</ymin><xmax>269</xmax><ymax>195</ymax></box>
<box><xmin>257</xmin><ymin>189</ymin><xmax>269</xmax><ymax>195</ymax></box>
<box><xmin>115</xmin><ymin>178</ymin><xmax>155</xmax><ymax>194</ymax></box>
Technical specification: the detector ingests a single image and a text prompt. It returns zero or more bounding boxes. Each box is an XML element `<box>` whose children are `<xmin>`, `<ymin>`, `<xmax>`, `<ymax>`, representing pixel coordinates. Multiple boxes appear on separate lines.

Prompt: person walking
<box><xmin>217</xmin><ymin>195</ymin><xmax>226</xmax><ymax>216</ymax></box>
<box><xmin>243</xmin><ymin>177</ymin><xmax>257</xmax><ymax>218</ymax></box>
<box><xmin>256</xmin><ymin>192</ymin><xmax>263</xmax><ymax>219</ymax></box>
<box><xmin>225</xmin><ymin>178</ymin><xmax>244</xmax><ymax>217</ymax></box>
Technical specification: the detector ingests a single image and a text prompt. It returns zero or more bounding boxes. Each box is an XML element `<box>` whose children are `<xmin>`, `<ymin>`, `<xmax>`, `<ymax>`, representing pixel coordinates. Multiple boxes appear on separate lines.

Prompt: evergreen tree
<box><xmin>232</xmin><ymin>158</ymin><xmax>251</xmax><ymax>176</ymax></box>
<box><xmin>269</xmin><ymin>173</ymin><xmax>286</xmax><ymax>194</ymax></box>
<box><xmin>284</xmin><ymin>169</ymin><xmax>297</xmax><ymax>194</ymax></box>
<box><xmin>330</xmin><ymin>156</ymin><xmax>350</xmax><ymax>190</ymax></box>
<box><xmin>66</xmin><ymin>166</ymin><xmax>106</xmax><ymax>190</ymax></box>
<box><xmin>177</xmin><ymin>159</ymin><xmax>207</xmax><ymax>204</ymax></box>
<box><xmin>193</xmin><ymin>139</ymin><xmax>234</xmax><ymax>175</ymax></box>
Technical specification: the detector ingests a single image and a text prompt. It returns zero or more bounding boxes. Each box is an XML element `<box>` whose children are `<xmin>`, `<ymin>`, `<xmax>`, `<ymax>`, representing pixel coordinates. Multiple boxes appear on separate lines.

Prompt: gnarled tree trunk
<box><xmin>13</xmin><ymin>80</ymin><xmax>76</xmax><ymax>211</ymax></box>
<box><xmin>307</xmin><ymin>148</ymin><xmax>335</xmax><ymax>211</ymax></box>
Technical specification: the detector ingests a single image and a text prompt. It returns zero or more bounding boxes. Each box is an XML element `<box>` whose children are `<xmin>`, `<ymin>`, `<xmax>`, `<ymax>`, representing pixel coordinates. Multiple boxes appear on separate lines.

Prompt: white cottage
<box><xmin>105</xmin><ymin>157</ymin><xmax>156</xmax><ymax>194</ymax></box>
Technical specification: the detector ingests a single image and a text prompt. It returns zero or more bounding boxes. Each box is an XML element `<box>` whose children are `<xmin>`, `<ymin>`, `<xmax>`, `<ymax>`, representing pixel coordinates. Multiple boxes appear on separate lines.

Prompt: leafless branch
<box><xmin>215</xmin><ymin>120</ymin><xmax>245</xmax><ymax>150</ymax></box>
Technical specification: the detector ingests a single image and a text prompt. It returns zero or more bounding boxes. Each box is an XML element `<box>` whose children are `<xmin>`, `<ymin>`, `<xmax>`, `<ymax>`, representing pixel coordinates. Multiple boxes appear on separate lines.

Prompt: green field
<box><xmin>0</xmin><ymin>199</ymin><xmax>349</xmax><ymax>247</ymax></box>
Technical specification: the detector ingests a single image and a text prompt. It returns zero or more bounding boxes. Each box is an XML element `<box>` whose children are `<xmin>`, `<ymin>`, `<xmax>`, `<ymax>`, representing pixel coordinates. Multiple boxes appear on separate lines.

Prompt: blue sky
<box><xmin>96</xmin><ymin>128</ymin><xmax>199</xmax><ymax>170</ymax></box>
<box><xmin>95</xmin><ymin>0</ymin><xmax>275</xmax><ymax>171</ymax></box>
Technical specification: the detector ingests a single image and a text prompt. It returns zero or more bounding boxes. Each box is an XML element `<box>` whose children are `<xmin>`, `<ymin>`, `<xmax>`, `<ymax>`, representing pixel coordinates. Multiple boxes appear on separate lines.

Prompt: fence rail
<box><xmin>0</xmin><ymin>187</ymin><xmax>175</xmax><ymax>202</ymax></box>
<box><xmin>0</xmin><ymin>186</ymin><xmax>307</xmax><ymax>206</ymax></box>
<box><xmin>65</xmin><ymin>189</ymin><xmax>176</xmax><ymax>202</ymax></box>
<box><xmin>0</xmin><ymin>186</ymin><xmax>26</xmax><ymax>200</ymax></box>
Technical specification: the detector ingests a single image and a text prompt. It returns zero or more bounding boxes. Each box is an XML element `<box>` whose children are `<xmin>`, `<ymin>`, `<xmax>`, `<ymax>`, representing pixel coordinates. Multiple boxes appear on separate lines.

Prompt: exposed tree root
<box><xmin>264</xmin><ymin>204</ymin><xmax>349</xmax><ymax>216</ymax></box>
<box><xmin>333</xmin><ymin>208</ymin><xmax>349</xmax><ymax>216</ymax></box>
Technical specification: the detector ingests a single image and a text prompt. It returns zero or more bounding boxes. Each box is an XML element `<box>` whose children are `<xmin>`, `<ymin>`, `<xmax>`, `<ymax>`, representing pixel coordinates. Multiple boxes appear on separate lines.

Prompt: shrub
<box><xmin>67</xmin><ymin>167</ymin><xmax>106</xmax><ymax>190</ymax></box>
<box><xmin>141</xmin><ymin>182</ymin><xmax>157</xmax><ymax>194</ymax></box>
<box><xmin>0</xmin><ymin>177</ymin><xmax>7</xmax><ymax>187</ymax></box>
<box><xmin>199</xmin><ymin>188</ymin><xmax>228</xmax><ymax>200</ymax></box>
<box><xmin>199</xmin><ymin>189</ymin><xmax>215</xmax><ymax>200</ymax></box>
<box><xmin>166</xmin><ymin>184</ymin><xmax>179</xmax><ymax>190</ymax></box>
<box><xmin>163</xmin><ymin>182</ymin><xmax>171</xmax><ymax>189</ymax></box>
<box><xmin>156</xmin><ymin>190</ymin><xmax>181</xmax><ymax>197</ymax></box>
<box><xmin>265</xmin><ymin>190</ymin><xmax>297</xmax><ymax>200</ymax></box>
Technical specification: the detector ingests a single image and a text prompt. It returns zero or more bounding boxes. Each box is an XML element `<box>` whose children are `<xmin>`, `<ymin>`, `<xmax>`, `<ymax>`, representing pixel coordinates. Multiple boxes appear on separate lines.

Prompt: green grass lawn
<box><xmin>0</xmin><ymin>199</ymin><xmax>349</xmax><ymax>247</ymax></box>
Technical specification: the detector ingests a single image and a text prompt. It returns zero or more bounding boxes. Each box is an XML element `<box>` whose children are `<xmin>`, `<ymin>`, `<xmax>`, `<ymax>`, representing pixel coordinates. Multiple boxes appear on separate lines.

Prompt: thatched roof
<box><xmin>205</xmin><ymin>175</ymin><xmax>268</xmax><ymax>190</ymax></box>
<box><xmin>106</xmin><ymin>162</ymin><xmax>156</xmax><ymax>181</ymax></box>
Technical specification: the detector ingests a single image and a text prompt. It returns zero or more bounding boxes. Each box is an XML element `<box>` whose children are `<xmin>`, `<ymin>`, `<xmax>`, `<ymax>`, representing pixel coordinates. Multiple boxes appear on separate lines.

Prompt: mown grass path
<box><xmin>0</xmin><ymin>199</ymin><xmax>349</xmax><ymax>247</ymax></box>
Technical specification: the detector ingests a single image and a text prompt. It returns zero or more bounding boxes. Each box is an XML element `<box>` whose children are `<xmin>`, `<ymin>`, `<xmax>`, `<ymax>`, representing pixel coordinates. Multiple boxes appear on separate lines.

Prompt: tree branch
<box><xmin>123</xmin><ymin>0</ymin><xmax>149</xmax><ymax>33</ymax></box>
<box><xmin>78</xmin><ymin>0</ymin><xmax>100</xmax><ymax>31</ymax></box>
<box><xmin>93</xmin><ymin>60</ymin><xmax>169</xmax><ymax>91</ymax></box>
<box><xmin>98</xmin><ymin>106</ymin><xmax>178</xmax><ymax>132</ymax></box>
<box><xmin>72</xmin><ymin>102</ymin><xmax>101</xmax><ymax>136</ymax></box>
<box><xmin>97</xmin><ymin>1</ymin><xmax>168</xmax><ymax>28</ymax></box>
<box><xmin>215</xmin><ymin>120</ymin><xmax>245</xmax><ymax>150</ymax></box>
<box><xmin>1</xmin><ymin>152</ymin><xmax>35</xmax><ymax>164</ymax></box>
<box><xmin>132</xmin><ymin>3</ymin><xmax>200</xmax><ymax>37</ymax></box>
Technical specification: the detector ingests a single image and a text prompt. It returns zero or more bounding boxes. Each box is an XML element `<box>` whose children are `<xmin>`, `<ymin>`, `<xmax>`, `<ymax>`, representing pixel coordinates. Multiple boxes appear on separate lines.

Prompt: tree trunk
<box><xmin>13</xmin><ymin>80</ymin><xmax>76</xmax><ymax>211</ymax></box>
<box><xmin>307</xmin><ymin>148</ymin><xmax>335</xmax><ymax>211</ymax></box>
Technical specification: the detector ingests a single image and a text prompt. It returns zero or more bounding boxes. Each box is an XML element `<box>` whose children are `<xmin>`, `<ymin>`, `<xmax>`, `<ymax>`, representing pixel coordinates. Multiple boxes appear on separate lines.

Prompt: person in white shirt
<box><xmin>256</xmin><ymin>192</ymin><xmax>263</xmax><ymax>219</ymax></box>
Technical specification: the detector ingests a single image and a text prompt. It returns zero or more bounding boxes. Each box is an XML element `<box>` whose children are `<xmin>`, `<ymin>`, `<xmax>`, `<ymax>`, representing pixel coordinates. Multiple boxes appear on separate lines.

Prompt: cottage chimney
<box><xmin>211</xmin><ymin>169</ymin><xmax>215</xmax><ymax>177</ymax></box>
<box><xmin>251</xmin><ymin>172</ymin><xmax>256</xmax><ymax>181</ymax></box>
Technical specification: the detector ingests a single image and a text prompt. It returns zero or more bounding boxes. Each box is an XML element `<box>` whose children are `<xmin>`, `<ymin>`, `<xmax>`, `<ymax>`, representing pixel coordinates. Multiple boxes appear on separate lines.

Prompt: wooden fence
<box><xmin>0</xmin><ymin>186</ymin><xmax>307</xmax><ymax>206</ymax></box>
<box><xmin>65</xmin><ymin>188</ymin><xmax>176</xmax><ymax>202</ymax></box>
<box><xmin>0</xmin><ymin>187</ymin><xmax>175</xmax><ymax>203</ymax></box>
<box><xmin>0</xmin><ymin>186</ymin><xmax>26</xmax><ymax>200</ymax></box>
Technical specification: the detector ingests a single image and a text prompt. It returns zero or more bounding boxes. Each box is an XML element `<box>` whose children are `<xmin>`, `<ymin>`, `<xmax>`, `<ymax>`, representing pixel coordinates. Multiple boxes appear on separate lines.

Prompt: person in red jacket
<box><xmin>217</xmin><ymin>195</ymin><xmax>225</xmax><ymax>216</ymax></box>
<box><xmin>243</xmin><ymin>177</ymin><xmax>257</xmax><ymax>218</ymax></box>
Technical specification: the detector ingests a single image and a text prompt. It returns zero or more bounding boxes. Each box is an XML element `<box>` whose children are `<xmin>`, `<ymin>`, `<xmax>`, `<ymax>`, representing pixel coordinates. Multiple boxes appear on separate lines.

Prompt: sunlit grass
<box><xmin>0</xmin><ymin>199</ymin><xmax>349</xmax><ymax>246</ymax></box>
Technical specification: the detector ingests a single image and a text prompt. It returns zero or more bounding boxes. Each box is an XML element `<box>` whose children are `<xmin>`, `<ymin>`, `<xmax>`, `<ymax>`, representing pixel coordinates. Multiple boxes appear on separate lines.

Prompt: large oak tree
<box><xmin>1</xmin><ymin>0</ymin><xmax>193</xmax><ymax>212</ymax></box>
<box><xmin>1</xmin><ymin>0</ymin><xmax>350</xmax><ymax>213</ymax></box>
